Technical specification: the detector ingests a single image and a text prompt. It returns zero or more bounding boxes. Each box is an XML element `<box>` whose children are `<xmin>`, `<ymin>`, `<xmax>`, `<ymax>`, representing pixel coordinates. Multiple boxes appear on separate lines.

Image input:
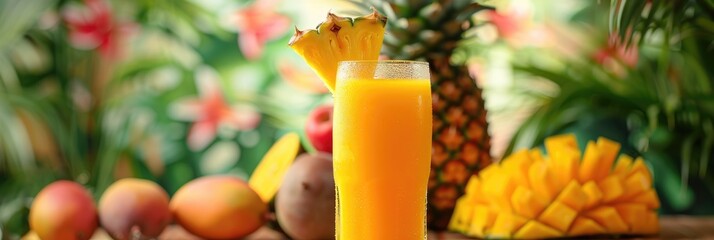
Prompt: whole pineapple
<box><xmin>369</xmin><ymin>0</ymin><xmax>494</xmax><ymax>230</ymax></box>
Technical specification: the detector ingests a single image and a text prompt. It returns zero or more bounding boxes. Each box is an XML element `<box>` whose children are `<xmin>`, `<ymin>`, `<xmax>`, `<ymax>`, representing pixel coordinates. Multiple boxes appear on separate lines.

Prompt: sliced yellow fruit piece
<box><xmin>248</xmin><ymin>132</ymin><xmax>301</xmax><ymax>202</ymax></box>
<box><xmin>582</xmin><ymin>181</ymin><xmax>603</xmax><ymax>210</ymax></box>
<box><xmin>630</xmin><ymin>189</ymin><xmax>661</xmax><ymax>209</ymax></box>
<box><xmin>621</xmin><ymin>171</ymin><xmax>651</xmax><ymax>200</ymax></box>
<box><xmin>467</xmin><ymin>204</ymin><xmax>497</xmax><ymax>237</ymax></box>
<box><xmin>483</xmin><ymin>173</ymin><xmax>517</xmax><ymax>211</ymax></box>
<box><xmin>463</xmin><ymin>176</ymin><xmax>486</xmax><ymax>204</ymax></box>
<box><xmin>598</xmin><ymin>175</ymin><xmax>623</xmax><ymax>203</ymax></box>
<box><xmin>289</xmin><ymin>11</ymin><xmax>387</xmax><ymax>93</ymax></box>
<box><xmin>568</xmin><ymin>217</ymin><xmax>606</xmax><ymax>236</ymax></box>
<box><xmin>578</xmin><ymin>141</ymin><xmax>601</xmax><ymax>183</ymax></box>
<box><xmin>549</xmin><ymin>147</ymin><xmax>580</xmax><ymax>186</ymax></box>
<box><xmin>643</xmin><ymin>211</ymin><xmax>660</xmax><ymax>234</ymax></box>
<box><xmin>448</xmin><ymin>198</ymin><xmax>474</xmax><ymax>233</ymax></box>
<box><xmin>614</xmin><ymin>203</ymin><xmax>647</xmax><ymax>232</ymax></box>
<box><xmin>511</xmin><ymin>186</ymin><xmax>548</xmax><ymax>219</ymax></box>
<box><xmin>529</xmin><ymin>149</ymin><xmax>546</xmax><ymax>163</ymax></box>
<box><xmin>501</xmin><ymin>150</ymin><xmax>533</xmax><ymax>188</ymax></box>
<box><xmin>629</xmin><ymin>157</ymin><xmax>653</xmax><ymax>183</ymax></box>
<box><xmin>479</xmin><ymin>163</ymin><xmax>500</xmax><ymax>181</ymax></box>
<box><xmin>586</xmin><ymin>206</ymin><xmax>628</xmax><ymax>233</ymax></box>
<box><xmin>544</xmin><ymin>134</ymin><xmax>580</xmax><ymax>156</ymax></box>
<box><xmin>528</xmin><ymin>161</ymin><xmax>556</xmax><ymax>202</ymax></box>
<box><xmin>613</xmin><ymin>154</ymin><xmax>634</xmax><ymax>177</ymax></box>
<box><xmin>490</xmin><ymin>212</ymin><xmax>529</xmax><ymax>238</ymax></box>
<box><xmin>537</xmin><ymin>201</ymin><xmax>577</xmax><ymax>232</ymax></box>
<box><xmin>556</xmin><ymin>180</ymin><xmax>587</xmax><ymax>212</ymax></box>
<box><xmin>514</xmin><ymin>221</ymin><xmax>563</xmax><ymax>239</ymax></box>
<box><xmin>594</xmin><ymin>137</ymin><xmax>622</xmax><ymax>180</ymax></box>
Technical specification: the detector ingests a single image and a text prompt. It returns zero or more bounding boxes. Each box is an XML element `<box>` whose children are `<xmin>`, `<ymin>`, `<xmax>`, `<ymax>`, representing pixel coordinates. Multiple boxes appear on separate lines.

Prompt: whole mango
<box><xmin>170</xmin><ymin>175</ymin><xmax>267</xmax><ymax>239</ymax></box>
<box><xmin>29</xmin><ymin>181</ymin><xmax>98</xmax><ymax>240</ymax></box>
<box><xmin>99</xmin><ymin>178</ymin><xmax>171</xmax><ymax>240</ymax></box>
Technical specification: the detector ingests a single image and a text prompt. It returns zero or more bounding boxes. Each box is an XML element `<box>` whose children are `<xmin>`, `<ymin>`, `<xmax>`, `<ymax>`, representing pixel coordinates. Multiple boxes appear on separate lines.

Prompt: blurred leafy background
<box><xmin>0</xmin><ymin>0</ymin><xmax>712</xmax><ymax>238</ymax></box>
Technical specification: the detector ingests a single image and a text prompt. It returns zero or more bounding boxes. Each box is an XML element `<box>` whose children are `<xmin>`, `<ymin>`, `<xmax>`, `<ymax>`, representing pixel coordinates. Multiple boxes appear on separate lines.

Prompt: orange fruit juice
<box><xmin>334</xmin><ymin>72</ymin><xmax>432</xmax><ymax>239</ymax></box>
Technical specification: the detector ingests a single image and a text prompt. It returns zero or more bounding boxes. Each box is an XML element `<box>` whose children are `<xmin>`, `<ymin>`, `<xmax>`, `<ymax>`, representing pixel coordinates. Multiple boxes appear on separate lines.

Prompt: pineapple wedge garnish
<box><xmin>449</xmin><ymin>134</ymin><xmax>660</xmax><ymax>239</ymax></box>
<box><xmin>289</xmin><ymin>10</ymin><xmax>386</xmax><ymax>93</ymax></box>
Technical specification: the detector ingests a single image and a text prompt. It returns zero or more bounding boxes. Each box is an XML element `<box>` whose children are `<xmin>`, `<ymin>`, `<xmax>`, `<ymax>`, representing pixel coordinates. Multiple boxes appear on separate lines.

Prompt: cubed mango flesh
<box><xmin>598</xmin><ymin>175</ymin><xmax>623</xmax><ymax>203</ymax></box>
<box><xmin>514</xmin><ymin>221</ymin><xmax>563</xmax><ymax>239</ymax></box>
<box><xmin>568</xmin><ymin>217</ymin><xmax>606</xmax><ymax>236</ymax></box>
<box><xmin>586</xmin><ymin>206</ymin><xmax>628</xmax><ymax>233</ymax></box>
<box><xmin>467</xmin><ymin>204</ymin><xmax>497</xmax><ymax>237</ymax></box>
<box><xmin>512</xmin><ymin>186</ymin><xmax>548</xmax><ymax>219</ymax></box>
<box><xmin>537</xmin><ymin>201</ymin><xmax>577</xmax><ymax>232</ymax></box>
<box><xmin>582</xmin><ymin>181</ymin><xmax>603</xmax><ymax>210</ymax></box>
<box><xmin>556</xmin><ymin>180</ymin><xmax>587</xmax><ymax>212</ymax></box>
<box><xmin>490</xmin><ymin>212</ymin><xmax>529</xmax><ymax>238</ymax></box>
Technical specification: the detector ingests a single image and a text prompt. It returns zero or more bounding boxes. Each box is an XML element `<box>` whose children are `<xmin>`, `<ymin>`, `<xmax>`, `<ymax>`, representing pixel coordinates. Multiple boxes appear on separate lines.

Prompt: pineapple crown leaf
<box><xmin>287</xmin><ymin>26</ymin><xmax>303</xmax><ymax>46</ymax></box>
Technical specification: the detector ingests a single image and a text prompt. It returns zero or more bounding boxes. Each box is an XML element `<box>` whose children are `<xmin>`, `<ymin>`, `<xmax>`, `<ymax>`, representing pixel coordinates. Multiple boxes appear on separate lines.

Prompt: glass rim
<box><xmin>338</xmin><ymin>60</ymin><xmax>428</xmax><ymax>65</ymax></box>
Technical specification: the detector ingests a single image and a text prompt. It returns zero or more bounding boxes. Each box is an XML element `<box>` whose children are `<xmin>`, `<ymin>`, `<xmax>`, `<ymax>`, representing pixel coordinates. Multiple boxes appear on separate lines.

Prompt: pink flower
<box><xmin>170</xmin><ymin>67</ymin><xmax>261</xmax><ymax>151</ymax></box>
<box><xmin>233</xmin><ymin>0</ymin><xmax>290</xmax><ymax>60</ymax></box>
<box><xmin>61</xmin><ymin>0</ymin><xmax>134</xmax><ymax>57</ymax></box>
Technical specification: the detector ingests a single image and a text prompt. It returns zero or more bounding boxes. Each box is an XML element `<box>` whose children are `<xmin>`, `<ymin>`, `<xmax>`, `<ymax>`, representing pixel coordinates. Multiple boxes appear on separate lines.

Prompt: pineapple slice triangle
<box><xmin>289</xmin><ymin>10</ymin><xmax>386</xmax><ymax>93</ymax></box>
<box><xmin>449</xmin><ymin>134</ymin><xmax>660</xmax><ymax>239</ymax></box>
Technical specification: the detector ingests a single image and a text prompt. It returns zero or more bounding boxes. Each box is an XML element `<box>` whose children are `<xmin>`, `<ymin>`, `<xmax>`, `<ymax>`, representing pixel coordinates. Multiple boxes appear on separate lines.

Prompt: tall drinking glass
<box><xmin>333</xmin><ymin>60</ymin><xmax>432</xmax><ymax>239</ymax></box>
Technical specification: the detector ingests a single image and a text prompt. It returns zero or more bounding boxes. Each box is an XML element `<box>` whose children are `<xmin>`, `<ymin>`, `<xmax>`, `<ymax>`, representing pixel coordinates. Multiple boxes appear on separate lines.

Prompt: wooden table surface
<box><xmin>164</xmin><ymin>216</ymin><xmax>714</xmax><ymax>239</ymax></box>
<box><xmin>25</xmin><ymin>216</ymin><xmax>714</xmax><ymax>239</ymax></box>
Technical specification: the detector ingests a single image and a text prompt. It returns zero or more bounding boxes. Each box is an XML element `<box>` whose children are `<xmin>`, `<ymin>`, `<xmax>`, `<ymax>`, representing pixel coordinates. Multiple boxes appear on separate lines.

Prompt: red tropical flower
<box><xmin>62</xmin><ymin>0</ymin><xmax>133</xmax><ymax>57</ymax></box>
<box><xmin>593</xmin><ymin>33</ymin><xmax>639</xmax><ymax>69</ymax></box>
<box><xmin>170</xmin><ymin>67</ymin><xmax>261</xmax><ymax>151</ymax></box>
<box><xmin>233</xmin><ymin>0</ymin><xmax>290</xmax><ymax>60</ymax></box>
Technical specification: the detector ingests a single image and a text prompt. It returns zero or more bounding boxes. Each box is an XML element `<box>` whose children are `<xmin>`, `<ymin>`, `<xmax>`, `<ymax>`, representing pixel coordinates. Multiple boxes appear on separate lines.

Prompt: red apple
<box><xmin>305</xmin><ymin>104</ymin><xmax>333</xmax><ymax>153</ymax></box>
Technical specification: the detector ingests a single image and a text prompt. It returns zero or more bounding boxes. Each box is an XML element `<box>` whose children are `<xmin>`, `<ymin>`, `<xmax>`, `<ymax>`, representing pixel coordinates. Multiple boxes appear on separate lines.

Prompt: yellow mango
<box><xmin>594</xmin><ymin>137</ymin><xmax>621</xmax><ymax>180</ymax></box>
<box><xmin>613</xmin><ymin>155</ymin><xmax>634</xmax><ymax>177</ymax></box>
<box><xmin>629</xmin><ymin>157</ymin><xmax>652</xmax><ymax>183</ymax></box>
<box><xmin>643</xmin><ymin>211</ymin><xmax>660</xmax><ymax>234</ymax></box>
<box><xmin>467</xmin><ymin>204</ymin><xmax>497</xmax><ymax>237</ymax></box>
<box><xmin>529</xmin><ymin>149</ymin><xmax>546</xmax><ymax>163</ymax></box>
<box><xmin>578</xmin><ymin>141</ymin><xmax>601</xmax><ymax>183</ymax></box>
<box><xmin>614</xmin><ymin>203</ymin><xmax>647</xmax><ymax>232</ymax></box>
<box><xmin>483</xmin><ymin>173</ymin><xmax>517</xmax><ymax>211</ymax></box>
<box><xmin>514</xmin><ymin>221</ymin><xmax>563</xmax><ymax>239</ymax></box>
<box><xmin>621</xmin><ymin>171</ymin><xmax>651</xmax><ymax>200</ymax></box>
<box><xmin>549</xmin><ymin>147</ymin><xmax>580</xmax><ymax>185</ymax></box>
<box><xmin>501</xmin><ymin>150</ymin><xmax>533</xmax><ymax>188</ymax></box>
<box><xmin>586</xmin><ymin>206</ymin><xmax>628</xmax><ymax>233</ymax></box>
<box><xmin>448</xmin><ymin>198</ymin><xmax>474</xmax><ymax>233</ymax></box>
<box><xmin>630</xmin><ymin>189</ymin><xmax>661</xmax><ymax>209</ymax></box>
<box><xmin>528</xmin><ymin>161</ymin><xmax>556</xmax><ymax>202</ymax></box>
<box><xmin>598</xmin><ymin>175</ymin><xmax>623</xmax><ymax>203</ymax></box>
<box><xmin>511</xmin><ymin>186</ymin><xmax>548</xmax><ymax>219</ymax></box>
<box><xmin>568</xmin><ymin>217</ymin><xmax>606</xmax><ymax>236</ymax></box>
<box><xmin>545</xmin><ymin>134</ymin><xmax>580</xmax><ymax>156</ymax></box>
<box><xmin>479</xmin><ymin>163</ymin><xmax>500</xmax><ymax>181</ymax></box>
<box><xmin>537</xmin><ymin>201</ymin><xmax>577</xmax><ymax>232</ymax></box>
<box><xmin>451</xmin><ymin>135</ymin><xmax>659</xmax><ymax>239</ymax></box>
<box><xmin>490</xmin><ymin>212</ymin><xmax>529</xmax><ymax>238</ymax></box>
<box><xmin>463</xmin><ymin>176</ymin><xmax>486</xmax><ymax>204</ymax></box>
<box><xmin>582</xmin><ymin>181</ymin><xmax>603</xmax><ymax>210</ymax></box>
<box><xmin>556</xmin><ymin>180</ymin><xmax>587</xmax><ymax>212</ymax></box>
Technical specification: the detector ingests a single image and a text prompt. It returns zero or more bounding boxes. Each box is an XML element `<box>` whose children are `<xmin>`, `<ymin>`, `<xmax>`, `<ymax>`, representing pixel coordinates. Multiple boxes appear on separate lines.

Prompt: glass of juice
<box><xmin>333</xmin><ymin>60</ymin><xmax>432</xmax><ymax>239</ymax></box>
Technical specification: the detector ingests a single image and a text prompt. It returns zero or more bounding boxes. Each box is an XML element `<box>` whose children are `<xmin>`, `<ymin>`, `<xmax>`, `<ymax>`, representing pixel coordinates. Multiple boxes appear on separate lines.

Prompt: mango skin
<box><xmin>99</xmin><ymin>178</ymin><xmax>171</xmax><ymax>240</ymax></box>
<box><xmin>29</xmin><ymin>180</ymin><xmax>98</xmax><ymax>240</ymax></box>
<box><xmin>170</xmin><ymin>175</ymin><xmax>267</xmax><ymax>239</ymax></box>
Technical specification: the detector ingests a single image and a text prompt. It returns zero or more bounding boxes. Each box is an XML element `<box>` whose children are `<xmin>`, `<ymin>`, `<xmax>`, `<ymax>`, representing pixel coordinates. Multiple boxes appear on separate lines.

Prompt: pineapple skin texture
<box><xmin>449</xmin><ymin>134</ymin><xmax>660</xmax><ymax>239</ymax></box>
